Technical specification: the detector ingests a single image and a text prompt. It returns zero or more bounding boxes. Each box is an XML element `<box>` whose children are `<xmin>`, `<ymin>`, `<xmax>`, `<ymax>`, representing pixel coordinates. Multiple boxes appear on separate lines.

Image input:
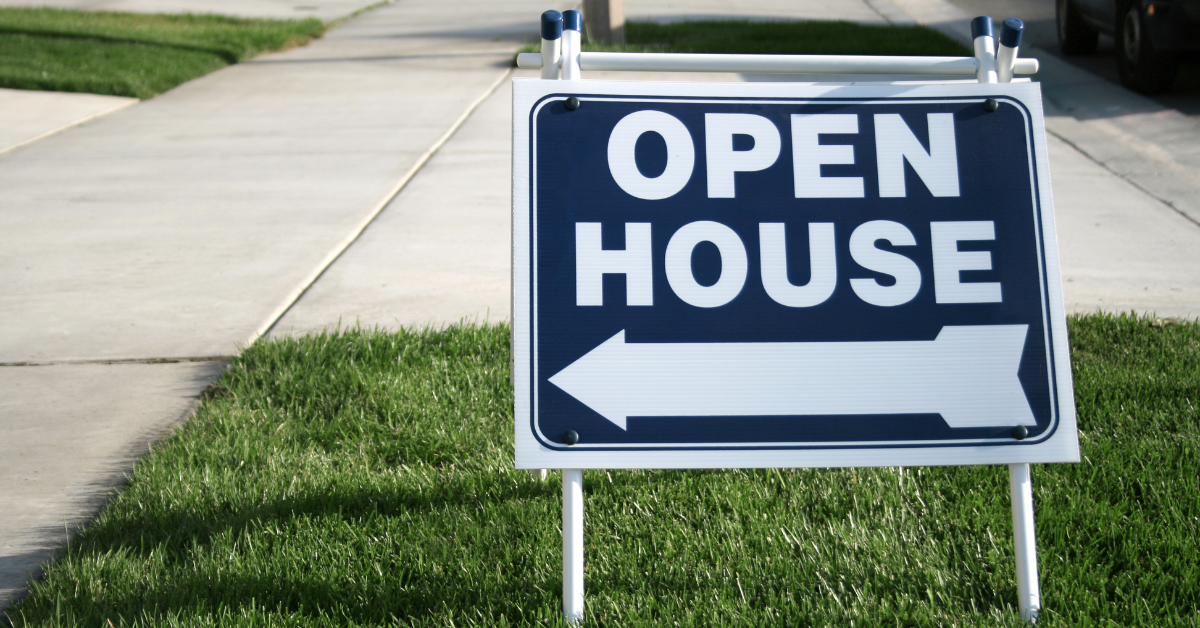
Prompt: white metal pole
<box><xmin>562</xmin><ymin>10</ymin><xmax>583</xmax><ymax>81</ymax></box>
<box><xmin>540</xmin><ymin>10</ymin><xmax>563</xmax><ymax>80</ymax></box>
<box><xmin>996</xmin><ymin>18</ymin><xmax>1024</xmax><ymax>84</ymax></box>
<box><xmin>971</xmin><ymin>16</ymin><xmax>999</xmax><ymax>84</ymax></box>
<box><xmin>1008</xmin><ymin>463</ymin><xmax>1041</xmax><ymax>623</ymax></box>
<box><xmin>975</xmin><ymin>16</ymin><xmax>1041</xmax><ymax>620</ymax></box>
<box><xmin>563</xmin><ymin>468</ymin><xmax>585</xmax><ymax>624</ymax></box>
<box><xmin>530</xmin><ymin>9</ymin><xmax>562</xmax><ymax>481</ymax></box>
<box><xmin>558</xmin><ymin>13</ymin><xmax>585</xmax><ymax>622</ymax></box>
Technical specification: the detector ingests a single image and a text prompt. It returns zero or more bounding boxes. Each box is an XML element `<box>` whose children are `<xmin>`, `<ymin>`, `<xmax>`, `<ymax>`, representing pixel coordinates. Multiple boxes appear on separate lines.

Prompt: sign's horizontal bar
<box><xmin>515</xmin><ymin>52</ymin><xmax>1039</xmax><ymax>76</ymax></box>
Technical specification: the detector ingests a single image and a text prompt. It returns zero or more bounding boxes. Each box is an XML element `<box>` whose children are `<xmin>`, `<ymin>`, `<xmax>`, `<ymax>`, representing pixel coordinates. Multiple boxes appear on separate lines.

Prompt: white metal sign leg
<box><xmin>562</xmin><ymin>11</ymin><xmax>583</xmax><ymax>81</ymax></box>
<box><xmin>563</xmin><ymin>468</ymin><xmax>585</xmax><ymax>623</ymax></box>
<box><xmin>1008</xmin><ymin>462</ymin><xmax>1041</xmax><ymax>623</ymax></box>
<box><xmin>558</xmin><ymin>14</ymin><xmax>586</xmax><ymax>620</ymax></box>
<box><xmin>529</xmin><ymin>8</ymin><xmax>563</xmax><ymax>481</ymax></box>
<box><xmin>540</xmin><ymin>11</ymin><xmax>562</xmax><ymax>80</ymax></box>
<box><xmin>984</xmin><ymin>17</ymin><xmax>1041</xmax><ymax>623</ymax></box>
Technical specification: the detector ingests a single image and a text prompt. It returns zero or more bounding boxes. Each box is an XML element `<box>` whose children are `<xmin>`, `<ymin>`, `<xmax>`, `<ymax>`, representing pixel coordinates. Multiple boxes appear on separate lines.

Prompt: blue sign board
<box><xmin>513</xmin><ymin>80</ymin><xmax>1078</xmax><ymax>469</ymax></box>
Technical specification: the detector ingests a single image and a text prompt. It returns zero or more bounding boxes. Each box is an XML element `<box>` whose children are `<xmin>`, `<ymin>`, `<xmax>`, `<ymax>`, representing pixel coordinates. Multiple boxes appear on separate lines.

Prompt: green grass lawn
<box><xmin>6</xmin><ymin>314</ymin><xmax>1197</xmax><ymax>627</ymax></box>
<box><xmin>519</xmin><ymin>19</ymin><xmax>970</xmax><ymax>57</ymax></box>
<box><xmin>0</xmin><ymin>8</ymin><xmax>325</xmax><ymax>99</ymax></box>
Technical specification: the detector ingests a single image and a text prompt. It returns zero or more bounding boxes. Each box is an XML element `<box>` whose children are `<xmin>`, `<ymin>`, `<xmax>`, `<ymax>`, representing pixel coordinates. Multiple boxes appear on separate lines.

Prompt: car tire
<box><xmin>1115</xmin><ymin>0</ymin><xmax>1180</xmax><ymax>93</ymax></box>
<box><xmin>1057</xmin><ymin>0</ymin><xmax>1098</xmax><ymax>55</ymax></box>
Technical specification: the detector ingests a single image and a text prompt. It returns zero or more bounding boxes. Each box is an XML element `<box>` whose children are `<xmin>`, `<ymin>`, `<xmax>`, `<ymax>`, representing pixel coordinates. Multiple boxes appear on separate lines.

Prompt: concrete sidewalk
<box><xmin>0</xmin><ymin>0</ymin><xmax>568</xmax><ymax>608</ymax></box>
<box><xmin>0</xmin><ymin>89</ymin><xmax>137</xmax><ymax>156</ymax></box>
<box><xmin>264</xmin><ymin>0</ymin><xmax>895</xmax><ymax>333</ymax></box>
<box><xmin>275</xmin><ymin>0</ymin><xmax>1200</xmax><ymax>336</ymax></box>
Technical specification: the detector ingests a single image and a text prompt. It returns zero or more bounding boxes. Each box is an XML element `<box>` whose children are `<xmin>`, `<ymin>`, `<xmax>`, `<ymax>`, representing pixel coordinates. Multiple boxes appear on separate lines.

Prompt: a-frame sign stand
<box><xmin>516</xmin><ymin>11</ymin><xmax>1060</xmax><ymax>624</ymax></box>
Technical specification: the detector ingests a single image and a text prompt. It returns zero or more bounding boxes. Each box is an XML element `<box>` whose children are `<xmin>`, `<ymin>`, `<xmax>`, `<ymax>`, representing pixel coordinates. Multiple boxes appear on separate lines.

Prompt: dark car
<box><xmin>1057</xmin><ymin>0</ymin><xmax>1200</xmax><ymax>93</ymax></box>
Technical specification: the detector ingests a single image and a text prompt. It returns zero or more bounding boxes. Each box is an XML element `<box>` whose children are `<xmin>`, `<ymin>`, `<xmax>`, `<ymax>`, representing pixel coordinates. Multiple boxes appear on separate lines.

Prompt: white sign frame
<box><xmin>512</xmin><ymin>79</ymin><xmax>1078</xmax><ymax>471</ymax></box>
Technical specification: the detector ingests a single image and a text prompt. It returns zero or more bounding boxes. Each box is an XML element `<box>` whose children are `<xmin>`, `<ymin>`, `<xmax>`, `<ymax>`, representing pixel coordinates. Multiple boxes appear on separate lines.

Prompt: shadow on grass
<box><xmin>40</xmin><ymin>475</ymin><xmax>562</xmax><ymax>624</ymax></box>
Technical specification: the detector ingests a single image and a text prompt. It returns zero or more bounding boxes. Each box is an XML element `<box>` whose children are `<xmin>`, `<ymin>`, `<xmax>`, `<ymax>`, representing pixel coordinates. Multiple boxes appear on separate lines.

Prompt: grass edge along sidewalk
<box><xmin>0</xmin><ymin>7</ymin><xmax>326</xmax><ymax>99</ymax></box>
<box><xmin>6</xmin><ymin>313</ymin><xmax>1198</xmax><ymax>627</ymax></box>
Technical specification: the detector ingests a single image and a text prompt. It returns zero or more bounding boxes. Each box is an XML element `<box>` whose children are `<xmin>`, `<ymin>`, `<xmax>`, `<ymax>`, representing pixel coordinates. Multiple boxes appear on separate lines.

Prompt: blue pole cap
<box><xmin>971</xmin><ymin>15</ymin><xmax>994</xmax><ymax>39</ymax></box>
<box><xmin>541</xmin><ymin>10</ymin><xmax>563</xmax><ymax>40</ymax></box>
<box><xmin>564</xmin><ymin>10</ymin><xmax>583</xmax><ymax>32</ymax></box>
<box><xmin>1000</xmin><ymin>17</ymin><xmax>1025</xmax><ymax>47</ymax></box>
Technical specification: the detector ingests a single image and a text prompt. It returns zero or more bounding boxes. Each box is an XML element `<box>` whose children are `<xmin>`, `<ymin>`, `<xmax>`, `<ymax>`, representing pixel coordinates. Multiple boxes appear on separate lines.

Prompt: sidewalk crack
<box><xmin>1046</xmin><ymin>128</ymin><xmax>1200</xmax><ymax>230</ymax></box>
<box><xmin>249</xmin><ymin>66</ymin><xmax>515</xmax><ymax>342</ymax></box>
<box><xmin>0</xmin><ymin>356</ymin><xmax>231</xmax><ymax>367</ymax></box>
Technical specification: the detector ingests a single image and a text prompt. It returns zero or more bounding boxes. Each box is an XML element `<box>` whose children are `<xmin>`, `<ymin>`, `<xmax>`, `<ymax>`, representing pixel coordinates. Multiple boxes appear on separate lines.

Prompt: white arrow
<box><xmin>548</xmin><ymin>325</ymin><xmax>1035</xmax><ymax>430</ymax></box>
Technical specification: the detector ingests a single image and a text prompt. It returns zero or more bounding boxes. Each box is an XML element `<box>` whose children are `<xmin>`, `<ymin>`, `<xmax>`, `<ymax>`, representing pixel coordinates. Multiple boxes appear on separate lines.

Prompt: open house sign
<box><xmin>512</xmin><ymin>79</ymin><xmax>1078</xmax><ymax>470</ymax></box>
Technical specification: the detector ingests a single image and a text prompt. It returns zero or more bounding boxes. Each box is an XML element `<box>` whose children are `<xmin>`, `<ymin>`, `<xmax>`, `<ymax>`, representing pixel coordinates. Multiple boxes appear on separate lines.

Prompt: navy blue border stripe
<box><xmin>526</xmin><ymin>92</ymin><xmax>1060</xmax><ymax>452</ymax></box>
